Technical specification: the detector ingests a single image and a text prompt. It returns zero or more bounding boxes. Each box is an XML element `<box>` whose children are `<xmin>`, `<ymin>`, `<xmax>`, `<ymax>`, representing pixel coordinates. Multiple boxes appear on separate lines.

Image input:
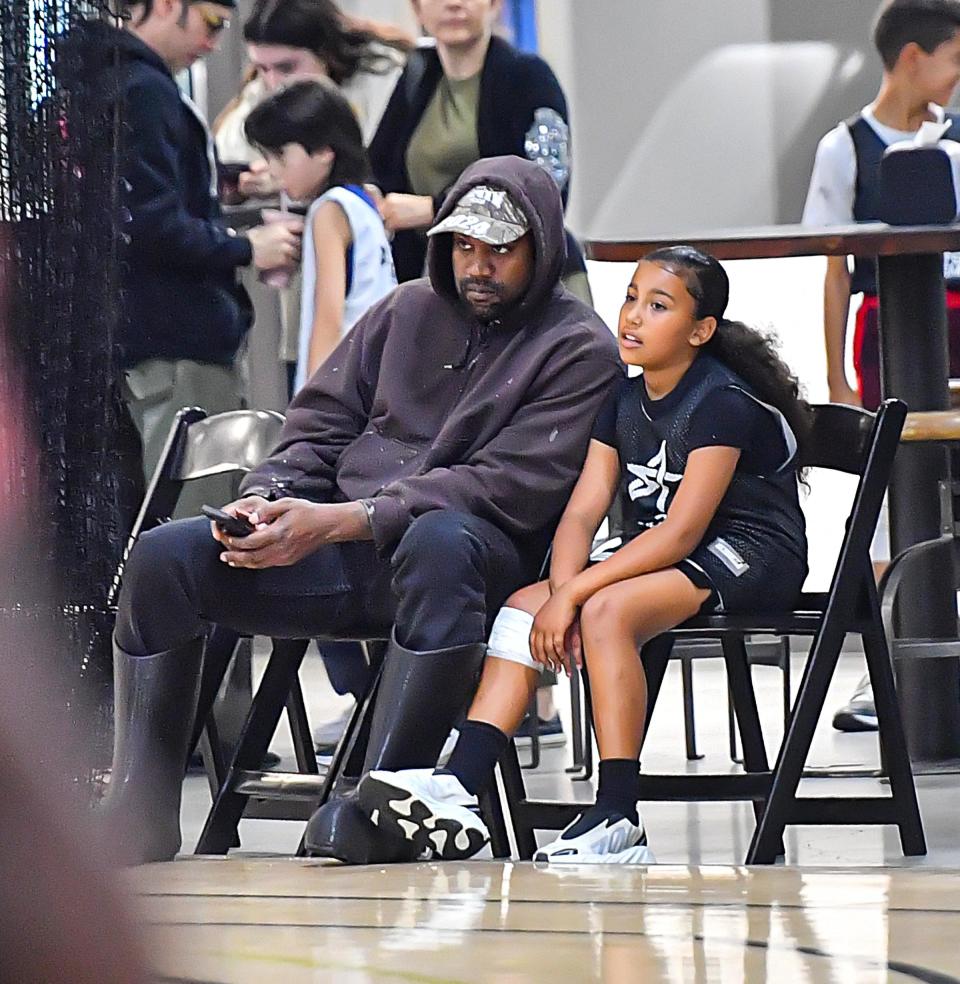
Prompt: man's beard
<box><xmin>457</xmin><ymin>277</ymin><xmax>508</xmax><ymax>320</ymax></box>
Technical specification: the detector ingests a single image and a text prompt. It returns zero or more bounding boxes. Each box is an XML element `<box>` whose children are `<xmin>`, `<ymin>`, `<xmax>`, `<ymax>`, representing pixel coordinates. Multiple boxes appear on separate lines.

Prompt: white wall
<box><xmin>338</xmin><ymin>0</ymin><xmax>419</xmax><ymax>34</ymax></box>
<box><xmin>536</xmin><ymin>0</ymin><xmax>882</xmax><ymax>237</ymax></box>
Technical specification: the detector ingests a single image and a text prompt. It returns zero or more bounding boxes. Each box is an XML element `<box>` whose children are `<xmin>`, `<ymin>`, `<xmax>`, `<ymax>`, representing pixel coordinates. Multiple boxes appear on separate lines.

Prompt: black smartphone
<box><xmin>201</xmin><ymin>504</ymin><xmax>255</xmax><ymax>537</ymax></box>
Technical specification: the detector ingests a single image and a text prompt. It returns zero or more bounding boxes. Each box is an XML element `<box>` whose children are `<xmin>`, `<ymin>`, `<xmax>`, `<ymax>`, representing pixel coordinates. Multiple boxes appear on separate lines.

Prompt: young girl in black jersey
<box><xmin>356</xmin><ymin>245</ymin><xmax>811</xmax><ymax>864</ymax></box>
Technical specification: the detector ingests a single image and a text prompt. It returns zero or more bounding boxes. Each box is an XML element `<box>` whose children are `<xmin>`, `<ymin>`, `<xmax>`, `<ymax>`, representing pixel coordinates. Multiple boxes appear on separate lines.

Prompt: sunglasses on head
<box><xmin>196</xmin><ymin>6</ymin><xmax>230</xmax><ymax>34</ymax></box>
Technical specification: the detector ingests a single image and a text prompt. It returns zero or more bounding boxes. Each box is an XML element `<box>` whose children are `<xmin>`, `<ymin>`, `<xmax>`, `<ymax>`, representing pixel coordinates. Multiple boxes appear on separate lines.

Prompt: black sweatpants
<box><xmin>115</xmin><ymin>510</ymin><xmax>532</xmax><ymax>658</ymax></box>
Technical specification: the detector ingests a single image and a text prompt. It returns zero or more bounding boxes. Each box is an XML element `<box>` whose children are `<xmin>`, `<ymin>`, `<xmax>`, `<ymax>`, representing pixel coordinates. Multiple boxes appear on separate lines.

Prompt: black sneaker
<box><xmin>514</xmin><ymin>712</ymin><xmax>566</xmax><ymax>748</ymax></box>
<box><xmin>832</xmin><ymin>674</ymin><xmax>878</xmax><ymax>732</ymax></box>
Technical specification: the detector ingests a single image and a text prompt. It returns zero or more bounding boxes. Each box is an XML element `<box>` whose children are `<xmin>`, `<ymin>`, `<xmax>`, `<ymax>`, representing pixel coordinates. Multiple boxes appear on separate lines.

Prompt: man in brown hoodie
<box><xmin>103</xmin><ymin>155</ymin><xmax>621</xmax><ymax>864</ymax></box>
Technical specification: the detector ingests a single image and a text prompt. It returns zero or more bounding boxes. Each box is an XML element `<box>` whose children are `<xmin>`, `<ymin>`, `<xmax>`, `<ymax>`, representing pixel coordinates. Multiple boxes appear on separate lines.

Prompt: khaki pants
<box><xmin>123</xmin><ymin>357</ymin><xmax>243</xmax><ymax>520</ymax></box>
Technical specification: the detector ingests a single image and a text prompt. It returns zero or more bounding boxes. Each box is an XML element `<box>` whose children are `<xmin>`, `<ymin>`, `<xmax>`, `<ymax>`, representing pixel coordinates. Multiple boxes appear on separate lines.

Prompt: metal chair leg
<box><xmin>478</xmin><ymin>782</ymin><xmax>512</xmax><ymax>859</ymax></box>
<box><xmin>522</xmin><ymin>690</ymin><xmax>540</xmax><ymax>770</ymax></box>
<box><xmin>728</xmin><ymin>688</ymin><xmax>742</xmax><ymax>764</ymax></box>
<box><xmin>573</xmin><ymin>668</ymin><xmax>594</xmax><ymax>782</ymax></box>
<box><xmin>498</xmin><ymin>743</ymin><xmax>538</xmax><ymax>859</ymax></box>
<box><xmin>286</xmin><ymin>674</ymin><xmax>319</xmax><ymax>775</ymax></box>
<box><xmin>723</xmin><ymin>636</ymin><xmax>783</xmax><ymax>858</ymax></box>
<box><xmin>294</xmin><ymin>649</ymin><xmax>386</xmax><ymax>857</ymax></box>
<box><xmin>565</xmin><ymin>659</ymin><xmax>586</xmax><ymax>775</ymax></box>
<box><xmin>780</xmin><ymin>637</ymin><xmax>792</xmax><ymax>727</ymax></box>
<box><xmin>747</xmin><ymin>622</ymin><xmax>846</xmax><ymax>864</ymax></box>
<box><xmin>861</xmin><ymin>607</ymin><xmax>926</xmax><ymax>856</ymax></box>
<box><xmin>639</xmin><ymin>635</ymin><xmax>672</xmax><ymax>749</ymax></box>
<box><xmin>189</xmin><ymin>626</ymin><xmax>239</xmax><ymax>761</ymax></box>
<box><xmin>196</xmin><ymin>639</ymin><xmax>309</xmax><ymax>854</ymax></box>
<box><xmin>681</xmin><ymin>655</ymin><xmax>704</xmax><ymax>761</ymax></box>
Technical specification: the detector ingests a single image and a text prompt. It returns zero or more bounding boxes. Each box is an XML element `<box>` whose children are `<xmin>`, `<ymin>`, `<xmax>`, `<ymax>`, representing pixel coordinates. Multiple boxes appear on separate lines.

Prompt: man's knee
<box><xmin>392</xmin><ymin>510</ymin><xmax>485</xmax><ymax>580</ymax></box>
<box><xmin>123</xmin><ymin>516</ymin><xmax>216</xmax><ymax>594</ymax></box>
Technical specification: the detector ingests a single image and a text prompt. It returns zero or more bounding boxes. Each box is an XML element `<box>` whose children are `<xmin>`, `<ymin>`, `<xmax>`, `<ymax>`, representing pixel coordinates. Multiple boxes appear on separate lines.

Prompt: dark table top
<box><xmin>585</xmin><ymin>222</ymin><xmax>960</xmax><ymax>262</ymax></box>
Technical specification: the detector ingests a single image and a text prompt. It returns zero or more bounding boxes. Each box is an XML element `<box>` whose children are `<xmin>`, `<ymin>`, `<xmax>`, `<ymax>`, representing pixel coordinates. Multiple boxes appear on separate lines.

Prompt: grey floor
<box><xmin>179</xmin><ymin>644</ymin><xmax>960</xmax><ymax>867</ymax></box>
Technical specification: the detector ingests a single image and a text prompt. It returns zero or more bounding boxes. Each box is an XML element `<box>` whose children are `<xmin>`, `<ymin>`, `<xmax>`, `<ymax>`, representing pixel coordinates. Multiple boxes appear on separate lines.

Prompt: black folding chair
<box><xmin>193</xmin><ymin>633</ymin><xmax>519</xmax><ymax>857</ymax></box>
<box><xmin>493</xmin><ymin>400</ymin><xmax>927</xmax><ymax>864</ymax></box>
<box><xmin>110</xmin><ymin>406</ymin><xmax>322</xmax><ymax>817</ymax></box>
<box><xmin>674</xmin><ymin>636</ymin><xmax>792</xmax><ymax>763</ymax></box>
<box><xmin>195</xmin><ymin>636</ymin><xmax>386</xmax><ymax>853</ymax></box>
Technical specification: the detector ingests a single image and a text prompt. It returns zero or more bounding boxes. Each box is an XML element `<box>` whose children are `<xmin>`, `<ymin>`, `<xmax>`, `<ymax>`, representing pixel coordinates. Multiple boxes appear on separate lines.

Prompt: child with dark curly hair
<box><xmin>357</xmin><ymin>245</ymin><xmax>811</xmax><ymax>865</ymax></box>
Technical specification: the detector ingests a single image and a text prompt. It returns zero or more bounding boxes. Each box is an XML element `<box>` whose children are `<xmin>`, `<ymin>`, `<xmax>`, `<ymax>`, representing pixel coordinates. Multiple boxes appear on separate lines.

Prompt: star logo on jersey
<box><xmin>626</xmin><ymin>440</ymin><xmax>683</xmax><ymax>520</ymax></box>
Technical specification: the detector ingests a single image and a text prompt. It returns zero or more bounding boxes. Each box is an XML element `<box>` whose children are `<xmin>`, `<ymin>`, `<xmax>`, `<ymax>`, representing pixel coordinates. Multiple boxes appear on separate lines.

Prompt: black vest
<box><xmin>607</xmin><ymin>357</ymin><xmax>806</xmax><ymax>566</ymax></box>
<box><xmin>848</xmin><ymin>111</ymin><xmax>960</xmax><ymax>295</ymax></box>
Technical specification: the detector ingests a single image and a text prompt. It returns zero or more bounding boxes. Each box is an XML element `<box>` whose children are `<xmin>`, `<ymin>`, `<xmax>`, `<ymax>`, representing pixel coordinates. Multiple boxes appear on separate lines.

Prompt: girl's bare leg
<box><xmin>579</xmin><ymin>569</ymin><xmax>709</xmax><ymax>760</ymax></box>
<box><xmin>467</xmin><ymin>580</ymin><xmax>551</xmax><ymax>735</ymax></box>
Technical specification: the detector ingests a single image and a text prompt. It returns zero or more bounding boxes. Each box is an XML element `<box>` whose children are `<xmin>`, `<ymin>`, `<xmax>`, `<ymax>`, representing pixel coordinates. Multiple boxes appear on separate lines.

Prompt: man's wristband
<box><xmin>359</xmin><ymin>498</ymin><xmax>376</xmax><ymax>531</ymax></box>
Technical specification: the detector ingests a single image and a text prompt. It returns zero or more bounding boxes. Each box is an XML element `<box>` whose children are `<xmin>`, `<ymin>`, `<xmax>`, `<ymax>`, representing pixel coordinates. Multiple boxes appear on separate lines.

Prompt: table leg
<box><xmin>878</xmin><ymin>251</ymin><xmax>960</xmax><ymax>764</ymax></box>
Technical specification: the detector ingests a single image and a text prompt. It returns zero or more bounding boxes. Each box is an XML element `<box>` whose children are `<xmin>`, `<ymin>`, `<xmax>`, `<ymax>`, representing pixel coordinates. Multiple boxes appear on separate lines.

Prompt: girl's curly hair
<box><xmin>646</xmin><ymin>245</ymin><xmax>813</xmax><ymax>456</ymax></box>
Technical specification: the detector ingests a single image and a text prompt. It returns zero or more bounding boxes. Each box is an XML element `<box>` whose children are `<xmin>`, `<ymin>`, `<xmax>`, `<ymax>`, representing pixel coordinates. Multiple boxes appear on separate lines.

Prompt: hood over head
<box><xmin>427</xmin><ymin>155</ymin><xmax>568</xmax><ymax>322</ymax></box>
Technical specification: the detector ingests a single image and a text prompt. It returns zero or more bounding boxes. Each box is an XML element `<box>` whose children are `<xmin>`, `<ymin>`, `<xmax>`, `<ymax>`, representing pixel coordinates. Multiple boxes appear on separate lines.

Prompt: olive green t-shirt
<box><xmin>405</xmin><ymin>72</ymin><xmax>482</xmax><ymax>201</ymax></box>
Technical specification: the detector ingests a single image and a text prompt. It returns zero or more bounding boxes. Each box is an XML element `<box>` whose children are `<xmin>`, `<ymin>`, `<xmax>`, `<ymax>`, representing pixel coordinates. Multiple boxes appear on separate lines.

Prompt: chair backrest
<box><xmin>174</xmin><ymin>410</ymin><xmax>286</xmax><ymax>482</ymax></box>
<box><xmin>600</xmin><ymin>399</ymin><xmax>905</xmax><ymax>606</ymax></box>
<box><xmin>812</xmin><ymin>399</ymin><xmax>907</xmax><ymax>607</ymax></box>
<box><xmin>798</xmin><ymin>403</ymin><xmax>885</xmax><ymax>474</ymax></box>
<box><xmin>139</xmin><ymin>408</ymin><xmax>286</xmax><ymax>529</ymax></box>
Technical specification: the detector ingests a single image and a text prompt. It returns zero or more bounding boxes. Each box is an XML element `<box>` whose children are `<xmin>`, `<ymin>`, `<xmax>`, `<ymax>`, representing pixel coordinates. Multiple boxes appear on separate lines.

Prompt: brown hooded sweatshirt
<box><xmin>242</xmin><ymin>155</ymin><xmax>621</xmax><ymax>559</ymax></box>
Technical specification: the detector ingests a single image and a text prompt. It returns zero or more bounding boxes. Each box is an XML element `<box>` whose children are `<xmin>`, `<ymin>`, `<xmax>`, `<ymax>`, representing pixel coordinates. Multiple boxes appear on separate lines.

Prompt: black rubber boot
<box><xmin>303</xmin><ymin>634</ymin><xmax>485</xmax><ymax>864</ymax></box>
<box><xmin>100</xmin><ymin>637</ymin><xmax>204</xmax><ymax>864</ymax></box>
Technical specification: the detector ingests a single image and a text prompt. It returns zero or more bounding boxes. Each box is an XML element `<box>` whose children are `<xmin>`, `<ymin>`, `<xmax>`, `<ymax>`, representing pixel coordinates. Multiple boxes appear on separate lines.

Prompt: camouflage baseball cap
<box><xmin>427</xmin><ymin>185</ymin><xmax>530</xmax><ymax>246</ymax></box>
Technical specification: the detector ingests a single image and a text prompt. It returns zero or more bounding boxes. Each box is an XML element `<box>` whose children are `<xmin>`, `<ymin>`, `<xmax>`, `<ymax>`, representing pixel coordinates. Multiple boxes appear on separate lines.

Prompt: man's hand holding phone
<box><xmin>201</xmin><ymin>504</ymin><xmax>256</xmax><ymax>538</ymax></box>
<box><xmin>209</xmin><ymin>495</ymin><xmax>372</xmax><ymax>569</ymax></box>
<box><xmin>206</xmin><ymin>495</ymin><xmax>269</xmax><ymax>544</ymax></box>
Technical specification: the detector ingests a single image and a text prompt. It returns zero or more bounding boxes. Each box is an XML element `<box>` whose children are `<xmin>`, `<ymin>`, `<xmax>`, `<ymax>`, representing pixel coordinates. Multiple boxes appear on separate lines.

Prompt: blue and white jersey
<box><xmin>296</xmin><ymin>184</ymin><xmax>396</xmax><ymax>393</ymax></box>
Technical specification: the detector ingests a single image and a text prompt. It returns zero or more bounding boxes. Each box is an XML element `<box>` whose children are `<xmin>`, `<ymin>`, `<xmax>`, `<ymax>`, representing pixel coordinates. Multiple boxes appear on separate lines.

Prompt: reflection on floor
<box><xmin>132</xmin><ymin>859</ymin><xmax>960</xmax><ymax>983</ymax></box>
<box><xmin>142</xmin><ymin>646</ymin><xmax>960</xmax><ymax>982</ymax></box>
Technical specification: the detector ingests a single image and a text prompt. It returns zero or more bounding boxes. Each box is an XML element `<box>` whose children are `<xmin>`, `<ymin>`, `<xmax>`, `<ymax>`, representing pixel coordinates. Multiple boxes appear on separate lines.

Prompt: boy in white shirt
<box><xmin>803</xmin><ymin>0</ymin><xmax>960</xmax><ymax>410</ymax></box>
<box><xmin>803</xmin><ymin>0</ymin><xmax>960</xmax><ymax>731</ymax></box>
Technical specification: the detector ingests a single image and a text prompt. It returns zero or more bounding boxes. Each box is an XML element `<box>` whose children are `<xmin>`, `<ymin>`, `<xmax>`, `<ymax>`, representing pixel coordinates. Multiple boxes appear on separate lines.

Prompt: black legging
<box><xmin>116</xmin><ymin>509</ymin><xmax>533</xmax><ymax>659</ymax></box>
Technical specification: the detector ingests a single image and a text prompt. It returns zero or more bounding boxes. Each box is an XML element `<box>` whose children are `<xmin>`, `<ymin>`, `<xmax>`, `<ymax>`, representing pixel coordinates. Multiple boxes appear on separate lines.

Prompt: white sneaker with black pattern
<box><xmin>357</xmin><ymin>768</ymin><xmax>490</xmax><ymax>861</ymax></box>
<box><xmin>534</xmin><ymin>805</ymin><xmax>654</xmax><ymax>864</ymax></box>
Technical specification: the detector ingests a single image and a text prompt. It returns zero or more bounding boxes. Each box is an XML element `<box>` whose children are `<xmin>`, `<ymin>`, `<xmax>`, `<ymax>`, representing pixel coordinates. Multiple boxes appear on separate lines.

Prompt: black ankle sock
<box><xmin>441</xmin><ymin>720</ymin><xmax>509</xmax><ymax>796</ymax></box>
<box><xmin>595</xmin><ymin>758</ymin><xmax>640</xmax><ymax>826</ymax></box>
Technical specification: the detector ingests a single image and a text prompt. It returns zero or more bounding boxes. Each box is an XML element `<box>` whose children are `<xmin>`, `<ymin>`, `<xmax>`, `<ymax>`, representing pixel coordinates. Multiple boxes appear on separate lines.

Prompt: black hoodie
<box><xmin>76</xmin><ymin>20</ymin><xmax>252</xmax><ymax>369</ymax></box>
<box><xmin>242</xmin><ymin>156</ymin><xmax>621</xmax><ymax>560</ymax></box>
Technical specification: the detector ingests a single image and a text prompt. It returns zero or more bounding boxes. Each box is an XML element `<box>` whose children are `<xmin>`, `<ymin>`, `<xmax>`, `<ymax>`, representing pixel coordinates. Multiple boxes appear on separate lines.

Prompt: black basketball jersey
<box><xmin>597</xmin><ymin>356</ymin><xmax>807</xmax><ymax>571</ymax></box>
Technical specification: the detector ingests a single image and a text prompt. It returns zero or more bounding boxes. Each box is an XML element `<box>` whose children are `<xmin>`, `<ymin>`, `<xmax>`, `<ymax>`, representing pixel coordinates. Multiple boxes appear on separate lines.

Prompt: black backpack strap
<box><xmin>845</xmin><ymin>113</ymin><xmax>873</xmax><ymax>204</ymax></box>
<box><xmin>944</xmin><ymin>111</ymin><xmax>960</xmax><ymax>142</ymax></box>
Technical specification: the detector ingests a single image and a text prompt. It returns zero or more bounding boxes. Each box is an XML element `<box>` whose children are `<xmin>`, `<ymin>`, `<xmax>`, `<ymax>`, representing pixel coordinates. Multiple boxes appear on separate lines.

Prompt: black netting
<box><xmin>1</xmin><ymin>1</ymin><xmax>136</xmax><ymax>782</ymax></box>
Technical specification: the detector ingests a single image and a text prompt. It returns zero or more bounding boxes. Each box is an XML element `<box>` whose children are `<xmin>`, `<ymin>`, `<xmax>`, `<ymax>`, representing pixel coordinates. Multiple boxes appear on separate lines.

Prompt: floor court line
<box><xmin>138</xmin><ymin>889</ymin><xmax>960</xmax><ymax>914</ymax></box>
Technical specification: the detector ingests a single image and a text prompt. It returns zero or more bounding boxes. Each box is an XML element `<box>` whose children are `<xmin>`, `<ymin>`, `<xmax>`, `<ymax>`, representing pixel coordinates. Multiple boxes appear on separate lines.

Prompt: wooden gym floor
<box><xmin>131</xmin><ymin>857</ymin><xmax>960</xmax><ymax>983</ymax></box>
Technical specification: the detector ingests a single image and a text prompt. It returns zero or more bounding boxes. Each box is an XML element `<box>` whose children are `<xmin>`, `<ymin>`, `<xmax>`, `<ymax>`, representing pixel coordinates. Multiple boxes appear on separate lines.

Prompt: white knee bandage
<box><xmin>486</xmin><ymin>607</ymin><xmax>538</xmax><ymax>670</ymax></box>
